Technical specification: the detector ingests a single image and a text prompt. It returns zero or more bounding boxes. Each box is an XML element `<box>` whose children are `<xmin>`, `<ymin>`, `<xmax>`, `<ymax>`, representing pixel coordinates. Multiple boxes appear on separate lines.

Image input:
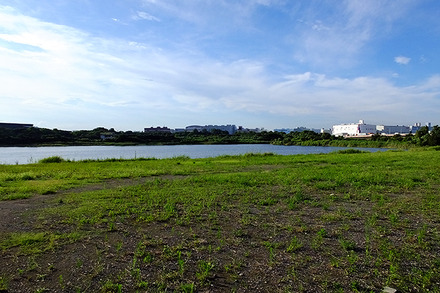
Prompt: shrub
<box><xmin>335</xmin><ymin>149</ymin><xmax>368</xmax><ymax>154</ymax></box>
<box><xmin>39</xmin><ymin>156</ymin><xmax>65</xmax><ymax>163</ymax></box>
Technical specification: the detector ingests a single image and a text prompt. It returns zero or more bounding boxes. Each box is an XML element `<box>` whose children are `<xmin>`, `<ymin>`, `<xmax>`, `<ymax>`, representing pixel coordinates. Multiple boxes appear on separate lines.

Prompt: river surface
<box><xmin>0</xmin><ymin>144</ymin><xmax>388</xmax><ymax>165</ymax></box>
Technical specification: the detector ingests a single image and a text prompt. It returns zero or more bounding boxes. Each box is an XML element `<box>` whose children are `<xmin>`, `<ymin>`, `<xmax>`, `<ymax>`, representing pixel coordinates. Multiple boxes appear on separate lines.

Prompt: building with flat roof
<box><xmin>0</xmin><ymin>122</ymin><xmax>33</xmax><ymax>129</ymax></box>
<box><xmin>332</xmin><ymin>120</ymin><xmax>377</xmax><ymax>136</ymax></box>
<box><xmin>377</xmin><ymin>125</ymin><xmax>410</xmax><ymax>135</ymax></box>
<box><xmin>144</xmin><ymin>126</ymin><xmax>171</xmax><ymax>133</ymax></box>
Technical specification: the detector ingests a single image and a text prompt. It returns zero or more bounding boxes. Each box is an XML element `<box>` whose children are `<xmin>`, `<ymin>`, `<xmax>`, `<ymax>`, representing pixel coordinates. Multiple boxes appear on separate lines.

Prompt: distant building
<box><xmin>274</xmin><ymin>127</ymin><xmax>322</xmax><ymax>134</ymax></box>
<box><xmin>185</xmin><ymin>124</ymin><xmax>237</xmax><ymax>134</ymax></box>
<box><xmin>377</xmin><ymin>125</ymin><xmax>410</xmax><ymax>135</ymax></box>
<box><xmin>332</xmin><ymin>120</ymin><xmax>377</xmax><ymax>136</ymax></box>
<box><xmin>172</xmin><ymin>128</ymin><xmax>186</xmax><ymax>133</ymax></box>
<box><xmin>237</xmin><ymin>126</ymin><xmax>261</xmax><ymax>133</ymax></box>
<box><xmin>144</xmin><ymin>126</ymin><xmax>171</xmax><ymax>133</ymax></box>
<box><xmin>185</xmin><ymin>125</ymin><xmax>204</xmax><ymax>132</ymax></box>
<box><xmin>100</xmin><ymin>133</ymin><xmax>115</xmax><ymax>140</ymax></box>
<box><xmin>0</xmin><ymin>122</ymin><xmax>33</xmax><ymax>129</ymax></box>
<box><xmin>410</xmin><ymin>122</ymin><xmax>432</xmax><ymax>133</ymax></box>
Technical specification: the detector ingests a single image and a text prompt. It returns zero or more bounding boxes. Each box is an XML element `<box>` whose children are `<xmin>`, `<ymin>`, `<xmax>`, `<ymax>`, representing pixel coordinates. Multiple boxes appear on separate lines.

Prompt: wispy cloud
<box><xmin>291</xmin><ymin>1</ymin><xmax>417</xmax><ymax>69</ymax></box>
<box><xmin>395</xmin><ymin>56</ymin><xmax>411</xmax><ymax>65</ymax></box>
<box><xmin>133</xmin><ymin>11</ymin><xmax>160</xmax><ymax>22</ymax></box>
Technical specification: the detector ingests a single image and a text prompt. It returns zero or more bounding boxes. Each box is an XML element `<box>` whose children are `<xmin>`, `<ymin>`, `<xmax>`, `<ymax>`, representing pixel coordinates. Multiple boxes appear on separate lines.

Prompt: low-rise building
<box><xmin>0</xmin><ymin>122</ymin><xmax>33</xmax><ymax>129</ymax></box>
<box><xmin>377</xmin><ymin>125</ymin><xmax>410</xmax><ymax>135</ymax></box>
<box><xmin>144</xmin><ymin>126</ymin><xmax>171</xmax><ymax>133</ymax></box>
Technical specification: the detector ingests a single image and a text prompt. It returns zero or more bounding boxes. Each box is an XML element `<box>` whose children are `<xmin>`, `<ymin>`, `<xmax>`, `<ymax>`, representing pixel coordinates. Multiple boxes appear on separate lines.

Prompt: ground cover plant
<box><xmin>1</xmin><ymin>149</ymin><xmax>440</xmax><ymax>292</ymax></box>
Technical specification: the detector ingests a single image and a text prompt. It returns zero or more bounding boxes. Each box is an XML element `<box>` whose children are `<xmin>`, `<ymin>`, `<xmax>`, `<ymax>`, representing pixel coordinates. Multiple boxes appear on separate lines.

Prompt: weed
<box><xmin>137</xmin><ymin>281</ymin><xmax>149</xmax><ymax>289</ymax></box>
<box><xmin>115</xmin><ymin>241</ymin><xmax>123</xmax><ymax>252</ymax></box>
<box><xmin>196</xmin><ymin>260</ymin><xmax>215</xmax><ymax>283</ymax></box>
<box><xmin>339</xmin><ymin>237</ymin><xmax>356</xmax><ymax>251</ymax></box>
<box><xmin>177</xmin><ymin>250</ymin><xmax>185</xmax><ymax>275</ymax></box>
<box><xmin>263</xmin><ymin>241</ymin><xmax>281</xmax><ymax>264</ymax></box>
<box><xmin>58</xmin><ymin>274</ymin><xmax>64</xmax><ymax>289</ymax></box>
<box><xmin>317</xmin><ymin>228</ymin><xmax>327</xmax><ymax>237</ymax></box>
<box><xmin>288</xmin><ymin>187</ymin><xmax>308</xmax><ymax>209</ymax></box>
<box><xmin>417</xmin><ymin>224</ymin><xmax>428</xmax><ymax>248</ymax></box>
<box><xmin>0</xmin><ymin>276</ymin><xmax>8</xmax><ymax>291</ymax></box>
<box><xmin>101</xmin><ymin>280</ymin><xmax>123</xmax><ymax>293</ymax></box>
<box><xmin>180</xmin><ymin>282</ymin><xmax>195</xmax><ymax>293</ymax></box>
<box><xmin>286</xmin><ymin>236</ymin><xmax>303</xmax><ymax>253</ymax></box>
<box><xmin>312</xmin><ymin>228</ymin><xmax>327</xmax><ymax>249</ymax></box>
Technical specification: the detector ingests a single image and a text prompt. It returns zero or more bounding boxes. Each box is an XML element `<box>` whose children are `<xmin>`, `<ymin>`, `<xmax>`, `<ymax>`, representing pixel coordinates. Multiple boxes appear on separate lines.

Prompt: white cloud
<box><xmin>133</xmin><ymin>11</ymin><xmax>160</xmax><ymax>21</ymax></box>
<box><xmin>395</xmin><ymin>56</ymin><xmax>411</xmax><ymax>65</ymax></box>
<box><xmin>0</xmin><ymin>5</ymin><xmax>439</xmax><ymax>130</ymax></box>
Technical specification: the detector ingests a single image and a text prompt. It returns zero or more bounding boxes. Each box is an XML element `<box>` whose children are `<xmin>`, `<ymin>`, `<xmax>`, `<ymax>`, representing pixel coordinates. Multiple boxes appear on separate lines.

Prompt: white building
<box><xmin>332</xmin><ymin>120</ymin><xmax>377</xmax><ymax>136</ymax></box>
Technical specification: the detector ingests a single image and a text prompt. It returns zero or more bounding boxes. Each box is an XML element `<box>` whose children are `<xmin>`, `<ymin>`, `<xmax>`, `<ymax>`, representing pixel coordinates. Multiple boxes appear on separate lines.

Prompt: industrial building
<box><xmin>376</xmin><ymin>125</ymin><xmax>410</xmax><ymax>135</ymax></box>
<box><xmin>332</xmin><ymin>120</ymin><xmax>433</xmax><ymax>136</ymax></box>
<box><xmin>144</xmin><ymin>126</ymin><xmax>172</xmax><ymax>133</ymax></box>
<box><xmin>332</xmin><ymin>120</ymin><xmax>377</xmax><ymax>136</ymax></box>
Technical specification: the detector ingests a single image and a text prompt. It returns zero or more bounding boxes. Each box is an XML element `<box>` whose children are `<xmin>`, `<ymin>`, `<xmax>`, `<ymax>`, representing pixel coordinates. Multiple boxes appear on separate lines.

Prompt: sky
<box><xmin>1</xmin><ymin>0</ymin><xmax>440</xmax><ymax>131</ymax></box>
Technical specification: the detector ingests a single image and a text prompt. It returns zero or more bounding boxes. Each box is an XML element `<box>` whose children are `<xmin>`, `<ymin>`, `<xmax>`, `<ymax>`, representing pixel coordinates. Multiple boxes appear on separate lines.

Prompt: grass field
<box><xmin>1</xmin><ymin>149</ymin><xmax>440</xmax><ymax>292</ymax></box>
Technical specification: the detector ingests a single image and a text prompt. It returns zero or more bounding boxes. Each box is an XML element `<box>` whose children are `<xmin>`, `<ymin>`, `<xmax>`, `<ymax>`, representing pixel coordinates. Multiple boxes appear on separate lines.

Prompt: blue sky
<box><xmin>1</xmin><ymin>0</ymin><xmax>440</xmax><ymax>131</ymax></box>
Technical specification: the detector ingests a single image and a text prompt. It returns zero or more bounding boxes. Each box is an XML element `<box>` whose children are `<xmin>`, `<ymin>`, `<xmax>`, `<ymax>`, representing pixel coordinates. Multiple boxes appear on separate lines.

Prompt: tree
<box><xmin>415</xmin><ymin>126</ymin><xmax>430</xmax><ymax>146</ymax></box>
<box><xmin>429</xmin><ymin>125</ymin><xmax>440</xmax><ymax>146</ymax></box>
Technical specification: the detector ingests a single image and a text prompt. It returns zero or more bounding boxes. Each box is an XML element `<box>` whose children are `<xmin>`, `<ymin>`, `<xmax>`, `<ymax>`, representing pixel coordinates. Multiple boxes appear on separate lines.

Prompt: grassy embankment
<box><xmin>1</xmin><ymin>149</ymin><xmax>440</xmax><ymax>292</ymax></box>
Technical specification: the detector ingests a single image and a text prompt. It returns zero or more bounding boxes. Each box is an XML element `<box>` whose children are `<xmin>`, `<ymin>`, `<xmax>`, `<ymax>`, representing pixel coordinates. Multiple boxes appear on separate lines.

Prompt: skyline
<box><xmin>1</xmin><ymin>1</ymin><xmax>440</xmax><ymax>131</ymax></box>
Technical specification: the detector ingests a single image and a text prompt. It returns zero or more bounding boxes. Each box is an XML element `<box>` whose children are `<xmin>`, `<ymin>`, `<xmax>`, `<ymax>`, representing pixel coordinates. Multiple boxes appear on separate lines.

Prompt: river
<box><xmin>0</xmin><ymin>144</ymin><xmax>388</xmax><ymax>165</ymax></box>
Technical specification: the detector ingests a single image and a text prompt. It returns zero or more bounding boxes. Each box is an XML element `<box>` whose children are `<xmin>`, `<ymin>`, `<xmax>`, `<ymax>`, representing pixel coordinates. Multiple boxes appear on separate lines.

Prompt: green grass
<box><xmin>1</xmin><ymin>150</ymin><xmax>440</xmax><ymax>291</ymax></box>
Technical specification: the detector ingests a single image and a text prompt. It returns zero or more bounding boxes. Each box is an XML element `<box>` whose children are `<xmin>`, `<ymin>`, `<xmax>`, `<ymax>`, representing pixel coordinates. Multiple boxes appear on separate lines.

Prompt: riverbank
<box><xmin>1</xmin><ymin>149</ymin><xmax>439</xmax><ymax>292</ymax></box>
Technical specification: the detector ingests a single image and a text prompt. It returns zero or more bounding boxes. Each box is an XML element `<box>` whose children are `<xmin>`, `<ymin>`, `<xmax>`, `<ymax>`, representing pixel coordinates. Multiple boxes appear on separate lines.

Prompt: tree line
<box><xmin>0</xmin><ymin>125</ymin><xmax>439</xmax><ymax>147</ymax></box>
<box><xmin>0</xmin><ymin>127</ymin><xmax>280</xmax><ymax>146</ymax></box>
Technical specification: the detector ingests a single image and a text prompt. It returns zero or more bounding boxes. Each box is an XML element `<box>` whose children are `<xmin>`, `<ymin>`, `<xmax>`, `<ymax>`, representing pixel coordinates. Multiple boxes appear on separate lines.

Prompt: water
<box><xmin>0</xmin><ymin>144</ymin><xmax>388</xmax><ymax>165</ymax></box>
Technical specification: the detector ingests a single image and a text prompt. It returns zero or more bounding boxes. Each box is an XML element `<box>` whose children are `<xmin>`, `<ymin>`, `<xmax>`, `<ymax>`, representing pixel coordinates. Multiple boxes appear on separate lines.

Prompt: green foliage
<box><xmin>39</xmin><ymin>156</ymin><xmax>66</xmax><ymax>163</ymax></box>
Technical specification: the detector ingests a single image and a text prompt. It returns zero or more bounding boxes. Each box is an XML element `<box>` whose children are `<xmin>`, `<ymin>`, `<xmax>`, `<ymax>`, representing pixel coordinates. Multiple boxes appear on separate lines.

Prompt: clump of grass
<box><xmin>0</xmin><ymin>276</ymin><xmax>8</xmax><ymax>291</ymax></box>
<box><xmin>39</xmin><ymin>156</ymin><xmax>66</xmax><ymax>163</ymax></box>
<box><xmin>196</xmin><ymin>260</ymin><xmax>215</xmax><ymax>283</ymax></box>
<box><xmin>286</xmin><ymin>236</ymin><xmax>303</xmax><ymax>253</ymax></box>
<box><xmin>243</xmin><ymin>152</ymin><xmax>275</xmax><ymax>157</ymax></box>
<box><xmin>335</xmin><ymin>149</ymin><xmax>368</xmax><ymax>154</ymax></box>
